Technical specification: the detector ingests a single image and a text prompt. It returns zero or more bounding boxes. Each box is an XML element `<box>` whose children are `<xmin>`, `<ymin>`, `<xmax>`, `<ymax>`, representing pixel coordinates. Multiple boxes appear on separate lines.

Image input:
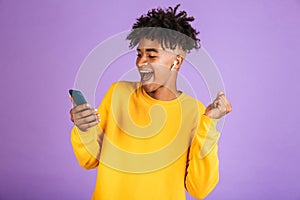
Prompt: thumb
<box><xmin>217</xmin><ymin>91</ymin><xmax>224</xmax><ymax>97</ymax></box>
<box><xmin>69</xmin><ymin>96</ymin><xmax>77</xmax><ymax>107</ymax></box>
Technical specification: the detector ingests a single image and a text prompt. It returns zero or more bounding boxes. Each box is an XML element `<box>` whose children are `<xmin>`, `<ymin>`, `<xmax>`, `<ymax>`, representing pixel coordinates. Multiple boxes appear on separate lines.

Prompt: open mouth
<box><xmin>139</xmin><ymin>69</ymin><xmax>154</xmax><ymax>82</ymax></box>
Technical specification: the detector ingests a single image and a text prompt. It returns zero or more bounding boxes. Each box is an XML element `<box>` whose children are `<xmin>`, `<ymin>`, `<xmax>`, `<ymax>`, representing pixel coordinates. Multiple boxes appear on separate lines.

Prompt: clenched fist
<box><xmin>69</xmin><ymin>97</ymin><xmax>100</xmax><ymax>132</ymax></box>
<box><xmin>205</xmin><ymin>92</ymin><xmax>232</xmax><ymax>119</ymax></box>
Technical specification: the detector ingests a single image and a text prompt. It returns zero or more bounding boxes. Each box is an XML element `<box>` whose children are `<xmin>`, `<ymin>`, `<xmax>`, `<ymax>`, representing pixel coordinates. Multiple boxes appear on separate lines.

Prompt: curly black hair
<box><xmin>126</xmin><ymin>4</ymin><xmax>201</xmax><ymax>53</ymax></box>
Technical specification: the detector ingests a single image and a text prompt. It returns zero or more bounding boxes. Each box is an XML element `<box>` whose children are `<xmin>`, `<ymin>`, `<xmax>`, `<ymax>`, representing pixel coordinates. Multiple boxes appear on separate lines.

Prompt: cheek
<box><xmin>153</xmin><ymin>66</ymin><xmax>170</xmax><ymax>80</ymax></box>
<box><xmin>159</xmin><ymin>52</ymin><xmax>175</xmax><ymax>66</ymax></box>
<box><xmin>156</xmin><ymin>58</ymin><xmax>172</xmax><ymax>67</ymax></box>
<box><xmin>135</xmin><ymin>58</ymin><xmax>140</xmax><ymax>66</ymax></box>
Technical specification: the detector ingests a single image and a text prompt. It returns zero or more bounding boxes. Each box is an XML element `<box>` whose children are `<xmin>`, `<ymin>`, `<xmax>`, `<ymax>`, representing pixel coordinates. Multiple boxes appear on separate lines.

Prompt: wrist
<box><xmin>204</xmin><ymin>112</ymin><xmax>217</xmax><ymax>119</ymax></box>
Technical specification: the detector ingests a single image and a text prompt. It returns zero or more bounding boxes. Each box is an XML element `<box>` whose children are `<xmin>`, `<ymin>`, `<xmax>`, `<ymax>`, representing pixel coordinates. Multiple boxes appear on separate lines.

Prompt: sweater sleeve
<box><xmin>185</xmin><ymin>114</ymin><xmax>220</xmax><ymax>199</ymax></box>
<box><xmin>70</xmin><ymin>125</ymin><xmax>103</xmax><ymax>169</ymax></box>
<box><xmin>70</xmin><ymin>83</ymin><xmax>116</xmax><ymax>170</ymax></box>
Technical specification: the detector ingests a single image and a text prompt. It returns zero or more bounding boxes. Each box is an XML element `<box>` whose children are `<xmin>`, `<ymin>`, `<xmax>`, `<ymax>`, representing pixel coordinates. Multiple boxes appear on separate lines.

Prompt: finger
<box><xmin>77</xmin><ymin>119</ymin><xmax>100</xmax><ymax>131</ymax></box>
<box><xmin>213</xmin><ymin>93</ymin><xmax>223</xmax><ymax>105</ymax></box>
<box><xmin>76</xmin><ymin>114</ymin><xmax>99</xmax><ymax>126</ymax></box>
<box><xmin>96</xmin><ymin>113</ymin><xmax>101</xmax><ymax>122</ymax></box>
<box><xmin>212</xmin><ymin>92</ymin><xmax>224</xmax><ymax>107</ymax></box>
<box><xmin>73</xmin><ymin>103</ymin><xmax>91</xmax><ymax>114</ymax></box>
<box><xmin>74</xmin><ymin>108</ymin><xmax>98</xmax><ymax>120</ymax></box>
<box><xmin>217</xmin><ymin>91</ymin><xmax>224</xmax><ymax>97</ymax></box>
<box><xmin>213</xmin><ymin>98</ymin><xmax>227</xmax><ymax>114</ymax></box>
<box><xmin>219</xmin><ymin>95</ymin><xmax>232</xmax><ymax>114</ymax></box>
<box><xmin>218</xmin><ymin>101</ymin><xmax>227</xmax><ymax>114</ymax></box>
<box><xmin>225</xmin><ymin>99</ymin><xmax>232</xmax><ymax>114</ymax></box>
<box><xmin>212</xmin><ymin>99</ymin><xmax>218</xmax><ymax>109</ymax></box>
<box><xmin>217</xmin><ymin>95</ymin><xmax>226</xmax><ymax>106</ymax></box>
<box><xmin>217</xmin><ymin>93</ymin><xmax>232</xmax><ymax>113</ymax></box>
<box><xmin>213</xmin><ymin>96</ymin><xmax>222</xmax><ymax>108</ymax></box>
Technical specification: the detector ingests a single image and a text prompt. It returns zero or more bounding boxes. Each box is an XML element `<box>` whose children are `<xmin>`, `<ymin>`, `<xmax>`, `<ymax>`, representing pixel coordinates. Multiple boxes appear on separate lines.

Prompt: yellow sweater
<box><xmin>71</xmin><ymin>81</ymin><xmax>220</xmax><ymax>200</ymax></box>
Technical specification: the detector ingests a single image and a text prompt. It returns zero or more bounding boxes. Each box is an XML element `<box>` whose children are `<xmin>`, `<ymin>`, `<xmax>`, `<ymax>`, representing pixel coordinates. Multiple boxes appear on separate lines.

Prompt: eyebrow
<box><xmin>136</xmin><ymin>48</ymin><xmax>159</xmax><ymax>53</ymax></box>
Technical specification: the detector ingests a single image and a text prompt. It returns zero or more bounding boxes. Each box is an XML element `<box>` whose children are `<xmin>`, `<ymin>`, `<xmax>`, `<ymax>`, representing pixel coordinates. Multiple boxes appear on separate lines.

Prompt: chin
<box><xmin>141</xmin><ymin>82</ymin><xmax>160</xmax><ymax>93</ymax></box>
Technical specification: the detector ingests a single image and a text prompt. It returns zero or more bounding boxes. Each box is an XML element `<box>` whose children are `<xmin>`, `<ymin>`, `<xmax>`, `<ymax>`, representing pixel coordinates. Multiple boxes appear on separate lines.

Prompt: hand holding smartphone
<box><xmin>69</xmin><ymin>89</ymin><xmax>100</xmax><ymax>132</ymax></box>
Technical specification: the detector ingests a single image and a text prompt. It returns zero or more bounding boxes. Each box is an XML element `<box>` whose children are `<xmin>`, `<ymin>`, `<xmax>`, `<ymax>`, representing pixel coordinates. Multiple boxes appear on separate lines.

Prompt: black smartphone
<box><xmin>69</xmin><ymin>89</ymin><xmax>87</xmax><ymax>105</ymax></box>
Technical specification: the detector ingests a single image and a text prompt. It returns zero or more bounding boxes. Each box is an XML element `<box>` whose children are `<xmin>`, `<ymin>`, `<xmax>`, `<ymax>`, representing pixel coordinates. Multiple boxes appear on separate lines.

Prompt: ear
<box><xmin>174</xmin><ymin>55</ymin><xmax>184</xmax><ymax>71</ymax></box>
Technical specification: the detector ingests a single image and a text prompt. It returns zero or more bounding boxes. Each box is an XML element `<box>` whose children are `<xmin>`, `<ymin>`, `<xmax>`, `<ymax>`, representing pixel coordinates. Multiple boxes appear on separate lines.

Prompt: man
<box><xmin>70</xmin><ymin>4</ymin><xmax>232</xmax><ymax>200</ymax></box>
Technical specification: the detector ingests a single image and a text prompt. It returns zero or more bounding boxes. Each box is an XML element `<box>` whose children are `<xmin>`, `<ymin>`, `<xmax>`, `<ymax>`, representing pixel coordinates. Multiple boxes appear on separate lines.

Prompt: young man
<box><xmin>70</xmin><ymin>5</ymin><xmax>231</xmax><ymax>200</ymax></box>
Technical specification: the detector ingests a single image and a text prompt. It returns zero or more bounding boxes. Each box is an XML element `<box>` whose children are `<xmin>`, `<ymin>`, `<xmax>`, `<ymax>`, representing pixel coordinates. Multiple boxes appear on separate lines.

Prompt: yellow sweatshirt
<box><xmin>71</xmin><ymin>81</ymin><xmax>220</xmax><ymax>200</ymax></box>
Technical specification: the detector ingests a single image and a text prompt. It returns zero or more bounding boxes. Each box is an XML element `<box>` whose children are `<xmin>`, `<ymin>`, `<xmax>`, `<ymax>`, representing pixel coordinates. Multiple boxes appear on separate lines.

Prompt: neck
<box><xmin>146</xmin><ymin>73</ymin><xmax>181</xmax><ymax>101</ymax></box>
<box><xmin>147</xmin><ymin>87</ymin><xmax>181</xmax><ymax>101</ymax></box>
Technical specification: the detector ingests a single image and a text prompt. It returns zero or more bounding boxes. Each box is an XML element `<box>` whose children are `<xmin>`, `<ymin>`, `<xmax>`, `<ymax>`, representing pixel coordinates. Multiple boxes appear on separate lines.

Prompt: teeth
<box><xmin>139</xmin><ymin>70</ymin><xmax>153</xmax><ymax>73</ymax></box>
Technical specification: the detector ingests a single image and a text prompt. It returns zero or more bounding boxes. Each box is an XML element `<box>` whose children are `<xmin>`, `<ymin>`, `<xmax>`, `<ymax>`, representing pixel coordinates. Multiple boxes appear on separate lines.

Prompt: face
<box><xmin>136</xmin><ymin>38</ymin><xmax>177</xmax><ymax>93</ymax></box>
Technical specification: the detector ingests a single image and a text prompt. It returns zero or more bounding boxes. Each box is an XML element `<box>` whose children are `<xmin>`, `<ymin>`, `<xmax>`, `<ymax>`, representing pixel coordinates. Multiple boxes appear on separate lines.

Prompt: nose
<box><xmin>136</xmin><ymin>55</ymin><xmax>148</xmax><ymax>68</ymax></box>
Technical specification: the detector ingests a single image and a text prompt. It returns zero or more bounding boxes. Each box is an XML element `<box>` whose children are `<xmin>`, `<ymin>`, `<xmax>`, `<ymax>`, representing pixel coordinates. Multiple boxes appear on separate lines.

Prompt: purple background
<box><xmin>1</xmin><ymin>0</ymin><xmax>300</xmax><ymax>199</ymax></box>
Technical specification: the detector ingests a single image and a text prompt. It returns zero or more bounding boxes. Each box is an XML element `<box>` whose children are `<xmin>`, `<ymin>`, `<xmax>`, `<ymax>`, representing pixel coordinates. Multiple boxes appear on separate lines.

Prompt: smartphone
<box><xmin>69</xmin><ymin>89</ymin><xmax>87</xmax><ymax>105</ymax></box>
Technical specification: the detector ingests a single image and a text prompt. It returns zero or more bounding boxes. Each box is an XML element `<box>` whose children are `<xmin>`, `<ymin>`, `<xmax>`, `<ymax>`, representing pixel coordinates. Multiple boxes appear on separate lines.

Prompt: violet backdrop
<box><xmin>1</xmin><ymin>0</ymin><xmax>299</xmax><ymax>199</ymax></box>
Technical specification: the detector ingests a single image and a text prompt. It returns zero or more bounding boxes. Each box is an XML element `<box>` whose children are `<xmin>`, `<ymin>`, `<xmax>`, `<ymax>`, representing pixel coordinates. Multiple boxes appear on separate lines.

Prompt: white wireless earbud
<box><xmin>170</xmin><ymin>61</ymin><xmax>178</xmax><ymax>71</ymax></box>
